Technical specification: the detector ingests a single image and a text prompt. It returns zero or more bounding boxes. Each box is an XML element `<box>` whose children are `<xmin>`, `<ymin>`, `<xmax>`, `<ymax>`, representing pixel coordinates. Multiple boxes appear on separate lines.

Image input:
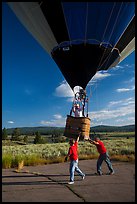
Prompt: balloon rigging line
<box><xmin>30</xmin><ymin>2</ymin><xmax>43</xmax><ymax>11</ymax></box>
<box><xmin>101</xmin><ymin>2</ymin><xmax>116</xmax><ymax>43</ymax></box>
<box><xmin>84</xmin><ymin>2</ymin><xmax>89</xmax><ymax>44</ymax></box>
<box><xmin>97</xmin><ymin>2</ymin><xmax>116</xmax><ymax>69</ymax></box>
<box><xmin>61</xmin><ymin>2</ymin><xmax>72</xmax><ymax>46</ymax></box>
<box><xmin>87</xmin><ymin>78</ymin><xmax>99</xmax><ymax>104</ymax></box>
<box><xmin>97</xmin><ymin>2</ymin><xmax>123</xmax><ymax>70</ymax></box>
<box><xmin>107</xmin><ymin>2</ymin><xmax>123</xmax><ymax>47</ymax></box>
<box><xmin>39</xmin><ymin>2</ymin><xmax>43</xmax><ymax>7</ymax></box>
<box><xmin>95</xmin><ymin>80</ymin><xmax>99</xmax><ymax>114</ymax></box>
<box><xmin>100</xmin><ymin>2</ymin><xmax>123</xmax><ymax>69</ymax></box>
<box><xmin>85</xmin><ymin>2</ymin><xmax>116</xmax><ymax>78</ymax></box>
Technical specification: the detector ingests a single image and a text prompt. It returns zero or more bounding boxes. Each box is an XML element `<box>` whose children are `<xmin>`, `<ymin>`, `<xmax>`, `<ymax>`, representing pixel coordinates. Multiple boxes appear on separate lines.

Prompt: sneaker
<box><xmin>108</xmin><ymin>171</ymin><xmax>114</xmax><ymax>175</ymax></box>
<box><xmin>68</xmin><ymin>181</ymin><xmax>74</xmax><ymax>185</ymax></box>
<box><xmin>95</xmin><ymin>172</ymin><xmax>102</xmax><ymax>176</ymax></box>
<box><xmin>82</xmin><ymin>174</ymin><xmax>85</xmax><ymax>180</ymax></box>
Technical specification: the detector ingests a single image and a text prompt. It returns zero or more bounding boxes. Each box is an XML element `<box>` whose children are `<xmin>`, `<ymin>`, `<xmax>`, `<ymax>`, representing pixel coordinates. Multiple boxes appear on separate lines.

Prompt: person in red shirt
<box><xmin>88</xmin><ymin>137</ymin><xmax>114</xmax><ymax>175</ymax></box>
<box><xmin>65</xmin><ymin>134</ymin><xmax>85</xmax><ymax>184</ymax></box>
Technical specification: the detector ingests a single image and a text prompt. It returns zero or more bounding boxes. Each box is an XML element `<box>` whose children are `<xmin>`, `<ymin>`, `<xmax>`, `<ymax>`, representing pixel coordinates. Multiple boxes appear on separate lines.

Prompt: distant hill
<box><xmin>90</xmin><ymin>125</ymin><xmax>135</xmax><ymax>132</ymax></box>
<box><xmin>4</xmin><ymin>124</ymin><xmax>135</xmax><ymax>135</ymax></box>
<box><xmin>5</xmin><ymin>126</ymin><xmax>63</xmax><ymax>135</ymax></box>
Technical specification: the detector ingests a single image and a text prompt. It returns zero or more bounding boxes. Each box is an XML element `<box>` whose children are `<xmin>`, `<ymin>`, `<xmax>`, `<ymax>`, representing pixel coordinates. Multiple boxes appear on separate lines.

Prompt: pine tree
<box><xmin>34</xmin><ymin>131</ymin><xmax>42</xmax><ymax>144</ymax></box>
<box><xmin>2</xmin><ymin>127</ymin><xmax>8</xmax><ymax>140</ymax></box>
<box><xmin>11</xmin><ymin>128</ymin><xmax>21</xmax><ymax>141</ymax></box>
<box><xmin>23</xmin><ymin>135</ymin><xmax>28</xmax><ymax>143</ymax></box>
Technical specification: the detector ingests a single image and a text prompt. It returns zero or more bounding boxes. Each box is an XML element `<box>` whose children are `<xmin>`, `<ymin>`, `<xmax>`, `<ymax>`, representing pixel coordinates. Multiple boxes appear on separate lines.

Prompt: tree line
<box><xmin>2</xmin><ymin>124</ymin><xmax>135</xmax><ymax>136</ymax></box>
<box><xmin>2</xmin><ymin>127</ymin><xmax>65</xmax><ymax>144</ymax></box>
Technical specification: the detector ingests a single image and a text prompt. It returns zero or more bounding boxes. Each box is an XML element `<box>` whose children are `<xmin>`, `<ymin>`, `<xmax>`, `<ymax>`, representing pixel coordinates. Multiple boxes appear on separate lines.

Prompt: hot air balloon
<box><xmin>7</xmin><ymin>1</ymin><xmax>135</xmax><ymax>139</ymax></box>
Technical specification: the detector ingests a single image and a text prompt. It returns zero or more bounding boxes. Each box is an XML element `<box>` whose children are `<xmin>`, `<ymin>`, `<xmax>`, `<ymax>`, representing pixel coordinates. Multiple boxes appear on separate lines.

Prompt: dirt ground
<box><xmin>2</xmin><ymin>159</ymin><xmax>135</xmax><ymax>202</ymax></box>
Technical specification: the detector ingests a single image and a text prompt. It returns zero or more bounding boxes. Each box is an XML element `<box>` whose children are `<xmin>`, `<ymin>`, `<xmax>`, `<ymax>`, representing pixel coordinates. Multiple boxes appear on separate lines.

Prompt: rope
<box><xmin>94</xmin><ymin>79</ymin><xmax>101</xmax><ymax>126</ymax></box>
<box><xmin>101</xmin><ymin>2</ymin><xmax>116</xmax><ymax>43</ymax></box>
<box><xmin>91</xmin><ymin>3</ymin><xmax>124</xmax><ymax>126</ymax></box>
<box><xmin>107</xmin><ymin>2</ymin><xmax>123</xmax><ymax>45</ymax></box>
<box><xmin>85</xmin><ymin>3</ymin><xmax>118</xmax><ymax>119</ymax></box>
<box><xmin>39</xmin><ymin>2</ymin><xmax>43</xmax><ymax>7</ymax></box>
<box><xmin>61</xmin><ymin>2</ymin><xmax>72</xmax><ymax>45</ymax></box>
<box><xmin>29</xmin><ymin>2</ymin><xmax>43</xmax><ymax>11</ymax></box>
<box><xmin>98</xmin><ymin>2</ymin><xmax>123</xmax><ymax>70</ymax></box>
<box><xmin>97</xmin><ymin>2</ymin><xmax>116</xmax><ymax>69</ymax></box>
<box><xmin>84</xmin><ymin>2</ymin><xmax>89</xmax><ymax>44</ymax></box>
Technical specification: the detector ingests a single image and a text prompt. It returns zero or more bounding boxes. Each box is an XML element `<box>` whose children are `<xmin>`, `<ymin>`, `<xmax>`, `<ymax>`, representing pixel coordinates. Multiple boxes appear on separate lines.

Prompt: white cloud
<box><xmin>54</xmin><ymin>81</ymin><xmax>74</xmax><ymax>98</ymax></box>
<box><xmin>40</xmin><ymin>120</ymin><xmax>53</xmax><ymax>126</ymax></box>
<box><xmin>108</xmin><ymin>100</ymin><xmax>123</xmax><ymax>106</ymax></box>
<box><xmin>115</xmin><ymin>65</ymin><xmax>124</xmax><ymax>69</ymax></box>
<box><xmin>40</xmin><ymin>120</ymin><xmax>58</xmax><ymax>126</ymax></box>
<box><xmin>66</xmin><ymin>97</ymin><xmax>74</xmax><ymax>102</ymax></box>
<box><xmin>116</xmin><ymin>86</ymin><xmax>135</xmax><ymax>93</ymax></box>
<box><xmin>114</xmin><ymin>116</ymin><xmax>135</xmax><ymax>126</ymax></box>
<box><xmin>125</xmin><ymin>64</ymin><xmax>133</xmax><ymax>68</ymax></box>
<box><xmin>39</xmin><ymin>98</ymin><xmax>135</xmax><ymax>127</ymax></box>
<box><xmin>39</xmin><ymin>117</ymin><xmax>66</xmax><ymax>127</ymax></box>
<box><xmin>115</xmin><ymin>63</ymin><xmax>134</xmax><ymax>70</ymax></box>
<box><xmin>39</xmin><ymin>113</ymin><xmax>66</xmax><ymax>127</ymax></box>
<box><xmin>7</xmin><ymin>121</ymin><xmax>14</xmax><ymax>124</ymax></box>
<box><xmin>53</xmin><ymin>114</ymin><xmax>62</xmax><ymax>119</ymax></box>
<box><xmin>115</xmin><ymin>116</ymin><xmax>135</xmax><ymax>123</ymax></box>
<box><xmin>89</xmin><ymin>98</ymin><xmax>135</xmax><ymax>126</ymax></box>
<box><xmin>131</xmin><ymin>85</ymin><xmax>135</xmax><ymax>90</ymax></box>
<box><xmin>109</xmin><ymin>63</ymin><xmax>135</xmax><ymax>75</ymax></box>
<box><xmin>116</xmin><ymin>88</ymin><xmax>130</xmax><ymax>92</ymax></box>
<box><xmin>88</xmin><ymin>71</ymin><xmax>111</xmax><ymax>85</ymax></box>
<box><xmin>108</xmin><ymin>98</ymin><xmax>134</xmax><ymax>107</ymax></box>
<box><xmin>124</xmin><ymin>77</ymin><xmax>135</xmax><ymax>84</ymax></box>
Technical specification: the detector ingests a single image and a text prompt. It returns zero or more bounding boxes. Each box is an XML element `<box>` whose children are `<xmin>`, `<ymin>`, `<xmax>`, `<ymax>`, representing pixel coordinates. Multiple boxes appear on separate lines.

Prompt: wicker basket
<box><xmin>64</xmin><ymin>115</ymin><xmax>91</xmax><ymax>140</ymax></box>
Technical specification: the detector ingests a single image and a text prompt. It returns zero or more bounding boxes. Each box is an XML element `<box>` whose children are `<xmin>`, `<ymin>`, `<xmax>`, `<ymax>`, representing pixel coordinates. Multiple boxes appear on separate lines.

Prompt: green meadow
<box><xmin>2</xmin><ymin>135</ymin><xmax>135</xmax><ymax>169</ymax></box>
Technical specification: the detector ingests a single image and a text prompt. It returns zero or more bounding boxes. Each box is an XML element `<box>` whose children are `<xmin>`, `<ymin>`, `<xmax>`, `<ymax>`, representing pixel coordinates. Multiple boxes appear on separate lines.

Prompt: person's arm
<box><xmin>64</xmin><ymin>155</ymin><xmax>68</xmax><ymax>161</ymax></box>
<box><xmin>76</xmin><ymin>132</ymin><xmax>82</xmax><ymax>142</ymax></box>
<box><xmin>88</xmin><ymin>139</ymin><xmax>99</xmax><ymax>145</ymax></box>
<box><xmin>76</xmin><ymin>136</ymin><xmax>79</xmax><ymax>142</ymax></box>
<box><xmin>93</xmin><ymin>141</ymin><xmax>99</xmax><ymax>145</ymax></box>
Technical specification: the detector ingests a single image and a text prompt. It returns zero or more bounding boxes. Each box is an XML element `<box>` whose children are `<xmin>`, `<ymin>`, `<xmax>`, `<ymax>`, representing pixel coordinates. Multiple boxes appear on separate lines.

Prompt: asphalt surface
<box><xmin>2</xmin><ymin>159</ymin><xmax>135</xmax><ymax>202</ymax></box>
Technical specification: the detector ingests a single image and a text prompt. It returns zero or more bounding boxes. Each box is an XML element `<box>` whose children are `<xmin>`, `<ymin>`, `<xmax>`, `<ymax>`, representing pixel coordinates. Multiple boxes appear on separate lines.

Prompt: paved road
<box><xmin>2</xmin><ymin>160</ymin><xmax>135</xmax><ymax>202</ymax></box>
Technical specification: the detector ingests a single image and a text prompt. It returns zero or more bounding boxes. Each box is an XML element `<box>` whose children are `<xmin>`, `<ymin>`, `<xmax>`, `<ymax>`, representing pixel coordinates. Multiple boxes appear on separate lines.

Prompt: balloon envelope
<box><xmin>8</xmin><ymin>1</ymin><xmax>135</xmax><ymax>90</ymax></box>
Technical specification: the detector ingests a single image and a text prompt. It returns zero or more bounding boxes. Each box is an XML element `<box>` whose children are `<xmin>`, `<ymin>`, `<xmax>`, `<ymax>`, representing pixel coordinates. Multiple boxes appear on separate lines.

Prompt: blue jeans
<box><xmin>97</xmin><ymin>152</ymin><xmax>114</xmax><ymax>174</ymax></box>
<box><xmin>69</xmin><ymin>159</ymin><xmax>85</xmax><ymax>182</ymax></box>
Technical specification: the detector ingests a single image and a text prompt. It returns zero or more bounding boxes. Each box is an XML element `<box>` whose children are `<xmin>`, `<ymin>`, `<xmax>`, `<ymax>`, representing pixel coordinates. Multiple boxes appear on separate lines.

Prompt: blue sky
<box><xmin>2</xmin><ymin>2</ymin><xmax>135</xmax><ymax>129</ymax></box>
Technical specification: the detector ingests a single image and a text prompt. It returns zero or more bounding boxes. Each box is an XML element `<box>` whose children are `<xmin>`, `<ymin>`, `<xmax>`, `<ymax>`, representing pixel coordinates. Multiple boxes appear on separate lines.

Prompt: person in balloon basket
<box><xmin>72</xmin><ymin>103</ymin><xmax>83</xmax><ymax>117</ymax></box>
<box><xmin>64</xmin><ymin>133</ymin><xmax>85</xmax><ymax>184</ymax></box>
<box><xmin>88</xmin><ymin>137</ymin><xmax>114</xmax><ymax>175</ymax></box>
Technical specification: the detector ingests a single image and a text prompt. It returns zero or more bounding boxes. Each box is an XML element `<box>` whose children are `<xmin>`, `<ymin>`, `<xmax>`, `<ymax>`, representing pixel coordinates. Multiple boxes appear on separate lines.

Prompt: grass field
<box><xmin>2</xmin><ymin>133</ymin><xmax>135</xmax><ymax>169</ymax></box>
